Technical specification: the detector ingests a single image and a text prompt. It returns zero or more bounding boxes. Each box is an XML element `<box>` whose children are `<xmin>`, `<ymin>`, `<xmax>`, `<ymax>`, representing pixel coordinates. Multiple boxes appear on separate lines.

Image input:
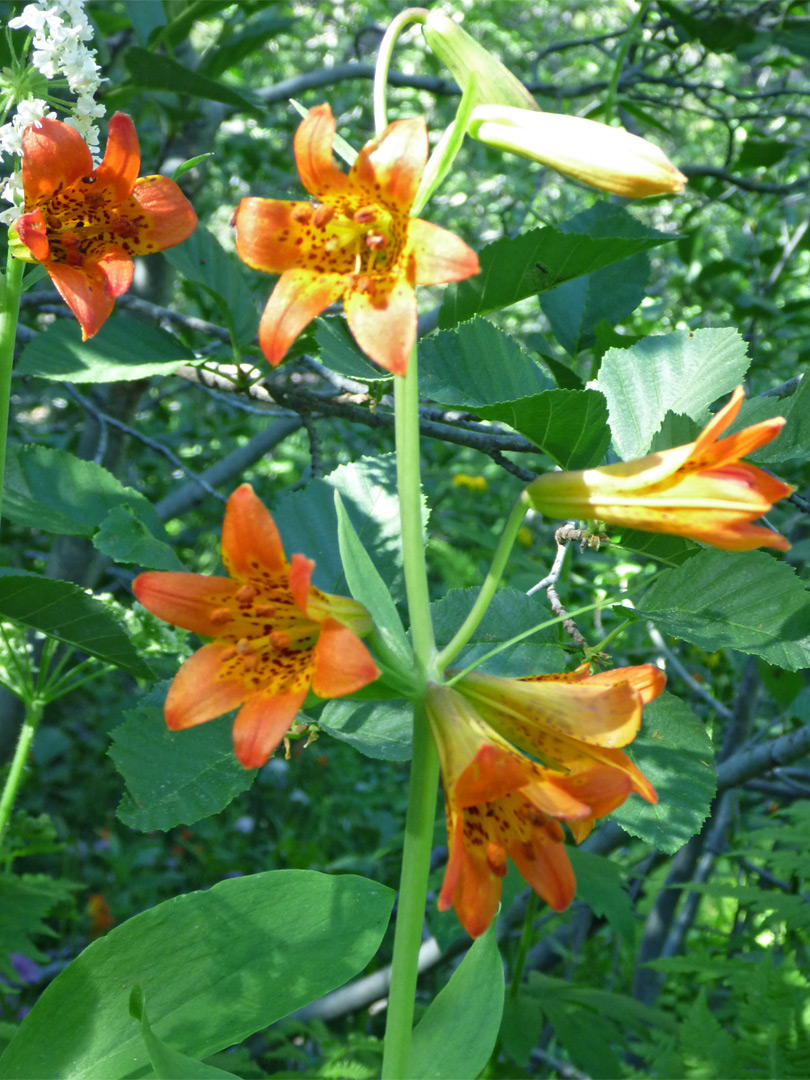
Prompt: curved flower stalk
<box><xmin>426</xmin><ymin>663</ymin><xmax>664</xmax><ymax>937</ymax></box>
<box><xmin>525</xmin><ymin>387</ymin><xmax>793</xmax><ymax>551</ymax></box>
<box><xmin>133</xmin><ymin>485</ymin><xmax>380</xmax><ymax>769</ymax></box>
<box><xmin>10</xmin><ymin>112</ymin><xmax>197</xmax><ymax>339</ymax></box>
<box><xmin>234</xmin><ymin>103</ymin><xmax>479</xmax><ymax>376</ymax></box>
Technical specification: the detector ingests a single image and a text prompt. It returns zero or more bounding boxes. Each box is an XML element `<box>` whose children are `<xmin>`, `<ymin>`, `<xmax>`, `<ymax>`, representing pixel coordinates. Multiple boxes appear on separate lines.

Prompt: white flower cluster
<box><xmin>1</xmin><ymin>0</ymin><xmax>104</xmax><ymax>223</ymax></box>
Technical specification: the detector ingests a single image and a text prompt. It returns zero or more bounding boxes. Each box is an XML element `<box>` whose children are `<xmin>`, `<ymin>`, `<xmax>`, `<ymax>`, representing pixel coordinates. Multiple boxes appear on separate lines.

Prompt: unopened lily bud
<box><xmin>469</xmin><ymin>105</ymin><xmax>687</xmax><ymax>197</ymax></box>
<box><xmin>423</xmin><ymin>12</ymin><xmax>540</xmax><ymax>112</ymax></box>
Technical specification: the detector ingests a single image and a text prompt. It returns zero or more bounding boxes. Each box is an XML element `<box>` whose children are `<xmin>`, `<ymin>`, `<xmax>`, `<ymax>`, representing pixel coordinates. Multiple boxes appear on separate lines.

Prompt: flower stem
<box><xmin>509</xmin><ymin>890</ymin><xmax>539</xmax><ymax>999</ymax></box>
<box><xmin>0</xmin><ymin>697</ymin><xmax>44</xmax><ymax>856</ymax></box>
<box><xmin>436</xmin><ymin>494</ymin><xmax>528</xmax><ymax>669</ymax></box>
<box><xmin>382</xmin><ymin>346</ymin><xmax>441</xmax><ymax>1078</ymax></box>
<box><xmin>373</xmin><ymin>7</ymin><xmax>429</xmax><ymax>134</ymax></box>
<box><xmin>381</xmin><ymin>699</ymin><xmax>440</xmax><ymax>1080</ymax></box>
<box><xmin>0</xmin><ymin>251</ymin><xmax>24</xmax><ymax>528</ymax></box>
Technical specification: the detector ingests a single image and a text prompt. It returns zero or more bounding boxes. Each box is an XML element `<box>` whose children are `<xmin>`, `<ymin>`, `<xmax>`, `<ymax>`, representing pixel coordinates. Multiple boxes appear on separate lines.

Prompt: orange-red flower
<box><xmin>426</xmin><ymin>663</ymin><xmax>663</xmax><ymax>937</ymax></box>
<box><xmin>11</xmin><ymin>112</ymin><xmax>197</xmax><ymax>339</ymax></box>
<box><xmin>132</xmin><ymin>484</ymin><xmax>380</xmax><ymax>769</ymax></box>
<box><xmin>234</xmin><ymin>103</ymin><xmax>480</xmax><ymax>376</ymax></box>
<box><xmin>525</xmin><ymin>387</ymin><xmax>793</xmax><ymax>551</ymax></box>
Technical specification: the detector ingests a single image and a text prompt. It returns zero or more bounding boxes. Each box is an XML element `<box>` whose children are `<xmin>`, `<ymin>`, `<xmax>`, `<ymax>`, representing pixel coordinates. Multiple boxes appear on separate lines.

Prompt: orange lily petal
<box><xmin>439</xmin><ymin>809</ymin><xmax>504</xmax><ymax>939</ymax></box>
<box><xmin>453</xmin><ymin>741</ymin><xmax>534</xmax><ymax>807</ymax></box>
<box><xmin>21</xmin><ymin>117</ymin><xmax>92</xmax><ymax>205</ymax></box>
<box><xmin>165</xmin><ymin>643</ymin><xmax>251</xmax><ymax>729</ymax></box>
<box><xmin>91</xmin><ymin>111</ymin><xmax>140</xmax><ymax>203</ymax></box>
<box><xmin>120</xmin><ymin>175</ymin><xmax>199</xmax><ymax>254</ymax></box>
<box><xmin>293</xmin><ymin>103</ymin><xmax>351</xmax><ymax>198</ymax></box>
<box><xmin>92</xmin><ymin>244</ymin><xmax>134</xmax><ymax>298</ymax></box>
<box><xmin>408</xmin><ymin>218</ymin><xmax>481</xmax><ymax>285</ymax></box>
<box><xmin>344</xmin><ymin>274</ymin><xmax>416</xmax><ymax>375</ymax></box>
<box><xmin>586</xmin><ymin>664</ymin><xmax>667</xmax><ymax>706</ymax></box>
<box><xmin>221</xmin><ymin>484</ymin><xmax>287</xmax><ymax>577</ymax></box>
<box><xmin>312</xmin><ymin>617</ymin><xmax>380</xmax><ymax>697</ymax></box>
<box><xmin>258</xmin><ymin>268</ymin><xmax>346</xmax><ymax>367</ymax></box>
<box><xmin>15</xmin><ymin>209</ymin><xmax>50</xmax><ymax>262</ymax></box>
<box><xmin>350</xmin><ymin>117</ymin><xmax>427</xmax><ymax>214</ymax></box>
<box><xmin>231</xmin><ymin>687</ymin><xmax>309</xmax><ymax>768</ymax></box>
<box><xmin>288</xmin><ymin>553</ymin><xmax>315</xmax><ymax>616</ymax></box>
<box><xmin>132</xmin><ymin>572</ymin><xmax>239</xmax><ymax>636</ymax></box>
<box><xmin>234</xmin><ymin>198</ymin><xmax>317</xmax><ymax>274</ymax></box>
<box><xmin>509</xmin><ymin>828</ymin><xmax>576</xmax><ymax>913</ymax></box>
<box><xmin>46</xmin><ymin>261</ymin><xmax>116</xmax><ymax>341</ymax></box>
<box><xmin>691</xmin><ymin>385</ymin><xmax>743</xmax><ymax>455</ymax></box>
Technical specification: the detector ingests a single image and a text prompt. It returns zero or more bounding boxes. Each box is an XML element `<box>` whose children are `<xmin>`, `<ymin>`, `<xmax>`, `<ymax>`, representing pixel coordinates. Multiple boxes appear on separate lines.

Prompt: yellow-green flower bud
<box><xmin>469</xmin><ymin>105</ymin><xmax>687</xmax><ymax>197</ymax></box>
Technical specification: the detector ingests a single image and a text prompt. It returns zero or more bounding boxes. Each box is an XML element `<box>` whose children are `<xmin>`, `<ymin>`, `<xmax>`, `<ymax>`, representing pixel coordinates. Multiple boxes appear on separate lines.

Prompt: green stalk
<box><xmin>0</xmin><ymin>251</ymin><xmax>24</xmax><ymax>527</ymax></box>
<box><xmin>603</xmin><ymin>0</ymin><xmax>649</xmax><ymax>124</ymax></box>
<box><xmin>381</xmin><ymin>348</ymin><xmax>441</xmax><ymax>1078</ymax></box>
<box><xmin>436</xmin><ymin>494</ymin><xmax>528</xmax><ymax>669</ymax></box>
<box><xmin>373</xmin><ymin>8</ymin><xmax>429</xmax><ymax>134</ymax></box>
<box><xmin>509</xmin><ymin>891</ymin><xmax>539</xmax><ymax>999</ymax></box>
<box><xmin>0</xmin><ymin>698</ymin><xmax>44</xmax><ymax>855</ymax></box>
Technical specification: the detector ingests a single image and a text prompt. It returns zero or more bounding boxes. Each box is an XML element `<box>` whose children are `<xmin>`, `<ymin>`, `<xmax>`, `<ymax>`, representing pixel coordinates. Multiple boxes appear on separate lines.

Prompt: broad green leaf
<box><xmin>15</xmin><ymin>318</ymin><xmax>189</xmax><ymax>382</ymax></box>
<box><xmin>129</xmin><ymin>986</ymin><xmax>238</xmax><ymax>1080</ymax></box>
<box><xmin>568</xmin><ymin>849</ymin><xmax>635</xmax><ymax>939</ymax></box>
<box><xmin>0</xmin><ymin>570</ymin><xmax>152</xmax><ymax>679</ymax></box>
<box><xmin>124</xmin><ymin>46</ymin><xmax>263</xmax><ymax>112</ymax></box>
<box><xmin>319</xmin><ymin>699</ymin><xmax>413</xmax><ymax>761</ymax></box>
<box><xmin>638</xmin><ymin>549</ymin><xmax>810</xmax><ymax>670</ymax></box>
<box><xmin>419</xmin><ymin>318</ymin><xmax>554</xmax><ymax>405</ymax></box>
<box><xmin>611</xmin><ymin>529</ymin><xmax>699</xmax><ymax>568</ymax></box>
<box><xmin>94</xmin><ymin>506</ymin><xmax>184</xmax><ymax>570</ymax></box>
<box><xmin>314</xmin><ymin>317</ymin><xmax>393</xmax><ymax>382</ymax></box>
<box><xmin>479</xmin><ymin>387</ymin><xmax>611</xmax><ymax>469</ymax></box>
<box><xmin>744</xmin><ymin>372</ymin><xmax>810</xmax><ymax>464</ymax></box>
<box><xmin>109</xmin><ymin>691</ymin><xmax>254</xmax><ymax>831</ymax></box>
<box><xmin>0</xmin><ymin>870</ymin><xmax>394</xmax><ymax>1080</ymax></box>
<box><xmin>273</xmin><ymin>454</ymin><xmax>419</xmax><ymax>604</ymax></box>
<box><xmin>439</xmin><ymin>203</ymin><xmax>673</xmax><ymax>328</ymax></box>
<box><xmin>417</xmin><ymin>321</ymin><xmax>609</xmax><ymax>467</ymax></box>
<box><xmin>334</xmin><ymin>491</ymin><xmax>412</xmax><ymax>667</ymax></box>
<box><xmin>162</xmin><ymin>226</ymin><xmax>259</xmax><ymax>343</ymax></box>
<box><xmin>595</xmin><ymin>328</ymin><xmax>751</xmax><ymax>460</ymax></box>
<box><xmin>0</xmin><ymin>875</ymin><xmax>79</xmax><ymax>980</ymax></box>
<box><xmin>409</xmin><ymin>920</ymin><xmax>504</xmax><ymax>1080</ymax></box>
<box><xmin>610</xmin><ymin>693</ymin><xmax>716</xmax><ymax>853</ymax></box>
<box><xmin>123</xmin><ymin>0</ymin><xmax>165</xmax><ymax>44</ymax></box>
<box><xmin>3</xmin><ymin>445</ymin><xmax>165</xmax><ymax>540</ymax></box>
<box><xmin>540</xmin><ymin>252</ymin><xmax>650</xmax><ymax>356</ymax></box>
<box><xmin>432</xmin><ymin>588</ymin><xmax>567</xmax><ymax>676</ymax></box>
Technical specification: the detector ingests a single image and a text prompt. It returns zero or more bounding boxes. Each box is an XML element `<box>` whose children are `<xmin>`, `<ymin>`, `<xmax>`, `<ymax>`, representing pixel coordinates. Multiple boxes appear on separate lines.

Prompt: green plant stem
<box><xmin>373</xmin><ymin>7</ymin><xmax>429</xmax><ymax>133</ymax></box>
<box><xmin>436</xmin><ymin>494</ymin><xmax>528</xmax><ymax>670</ymax></box>
<box><xmin>0</xmin><ymin>252</ymin><xmax>24</xmax><ymax>527</ymax></box>
<box><xmin>509</xmin><ymin>890</ymin><xmax>539</xmax><ymax>999</ymax></box>
<box><xmin>0</xmin><ymin>698</ymin><xmax>44</xmax><ymax>853</ymax></box>
<box><xmin>381</xmin><ymin>699</ymin><xmax>440</xmax><ymax>1080</ymax></box>
<box><xmin>603</xmin><ymin>0</ymin><xmax>649</xmax><ymax>124</ymax></box>
<box><xmin>382</xmin><ymin>346</ymin><xmax>441</xmax><ymax>1078</ymax></box>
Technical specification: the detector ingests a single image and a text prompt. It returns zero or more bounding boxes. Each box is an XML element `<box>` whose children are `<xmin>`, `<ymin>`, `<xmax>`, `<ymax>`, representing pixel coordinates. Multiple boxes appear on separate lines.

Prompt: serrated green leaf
<box><xmin>610</xmin><ymin>693</ymin><xmax>716</xmax><ymax>853</ymax></box>
<box><xmin>15</xmin><ymin>318</ymin><xmax>189</xmax><ymax>382</ymax></box>
<box><xmin>0</xmin><ymin>875</ymin><xmax>79</xmax><ymax>980</ymax></box>
<box><xmin>3</xmin><ymin>445</ymin><xmax>162</xmax><ymax>540</ymax></box>
<box><xmin>0</xmin><ymin>570</ymin><xmax>152</xmax><ymax>679</ymax></box>
<box><xmin>124</xmin><ymin>46</ymin><xmax>263</xmax><ymax>112</ymax></box>
<box><xmin>162</xmin><ymin>226</ymin><xmax>259</xmax><ymax>343</ymax></box>
<box><xmin>319</xmin><ymin>699</ymin><xmax>413</xmax><ymax>761</ymax></box>
<box><xmin>611</xmin><ymin>529</ymin><xmax>699</xmax><ymax>568</ymax></box>
<box><xmin>334</xmin><ymin>491</ymin><xmax>412</xmax><ymax>667</ymax></box>
<box><xmin>432</xmin><ymin>588</ymin><xmax>567</xmax><ymax>676</ymax></box>
<box><xmin>109</xmin><ymin>690</ymin><xmax>254</xmax><ymax>831</ymax></box>
<box><xmin>439</xmin><ymin>204</ymin><xmax>673</xmax><ymax>328</ymax></box>
<box><xmin>638</xmin><ymin>549</ymin><xmax>810</xmax><ymax>670</ymax></box>
<box><xmin>595</xmin><ymin>328</ymin><xmax>751</xmax><ymax>460</ymax></box>
<box><xmin>0</xmin><ymin>871</ymin><xmax>394</xmax><ymax>1080</ymax></box>
<box><xmin>94</xmin><ymin>506</ymin><xmax>184</xmax><ymax>571</ymax></box>
<box><xmin>568</xmin><ymin>848</ymin><xmax>635</xmax><ymax>939</ymax></box>
<box><xmin>409</xmin><ymin>920</ymin><xmax>503</xmax><ymax>1080</ymax></box>
<box><xmin>314</xmin><ymin>317</ymin><xmax>390</xmax><ymax>382</ymax></box>
<box><xmin>745</xmin><ymin>372</ymin><xmax>810</xmax><ymax>464</ymax></box>
<box><xmin>540</xmin><ymin>251</ymin><xmax>649</xmax><ymax>356</ymax></box>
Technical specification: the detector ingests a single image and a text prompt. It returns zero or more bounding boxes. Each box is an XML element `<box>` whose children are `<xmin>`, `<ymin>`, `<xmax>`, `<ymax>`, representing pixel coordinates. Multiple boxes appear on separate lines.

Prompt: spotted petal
<box><xmin>344</xmin><ymin>274</ymin><xmax>417</xmax><ymax>375</ymax></box>
<box><xmin>409</xmin><ymin>218</ymin><xmax>480</xmax><ymax>285</ymax></box>
<box><xmin>165</xmin><ymin>643</ymin><xmax>252</xmax><ymax>729</ymax></box>
<box><xmin>312</xmin><ymin>618</ymin><xmax>380</xmax><ymax>697</ymax></box>
<box><xmin>132</xmin><ymin>572</ymin><xmax>240</xmax><ymax>636</ymax></box>
<box><xmin>120</xmin><ymin>175</ymin><xmax>199</xmax><ymax>254</ymax></box>
<box><xmin>46</xmin><ymin>261</ymin><xmax>116</xmax><ymax>341</ymax></box>
<box><xmin>351</xmin><ymin>117</ymin><xmax>427</xmax><ymax>213</ymax></box>
<box><xmin>231</xmin><ymin>687</ymin><xmax>309</xmax><ymax>768</ymax></box>
<box><xmin>294</xmin><ymin>103</ymin><xmax>351</xmax><ymax>198</ymax></box>
<box><xmin>258</xmin><ymin>268</ymin><xmax>346</xmax><ymax>368</ymax></box>
<box><xmin>221</xmin><ymin>483</ymin><xmax>287</xmax><ymax>577</ymax></box>
<box><xmin>21</xmin><ymin>117</ymin><xmax>92</xmax><ymax>205</ymax></box>
<box><xmin>92</xmin><ymin>111</ymin><xmax>140</xmax><ymax>203</ymax></box>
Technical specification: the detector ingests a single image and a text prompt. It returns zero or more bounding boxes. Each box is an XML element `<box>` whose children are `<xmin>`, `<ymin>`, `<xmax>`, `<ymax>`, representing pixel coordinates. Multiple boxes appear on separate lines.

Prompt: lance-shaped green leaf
<box><xmin>0</xmin><ymin>570</ymin><xmax>151</xmax><ymax>679</ymax></box>
<box><xmin>129</xmin><ymin>985</ymin><xmax>239</xmax><ymax>1080</ymax></box>
<box><xmin>0</xmin><ymin>871</ymin><xmax>394</xmax><ymax>1080</ymax></box>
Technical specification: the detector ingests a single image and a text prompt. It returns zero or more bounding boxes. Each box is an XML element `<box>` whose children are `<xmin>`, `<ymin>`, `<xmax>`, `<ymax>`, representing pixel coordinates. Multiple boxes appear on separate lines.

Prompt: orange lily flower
<box><xmin>11</xmin><ymin>112</ymin><xmax>197</xmax><ymax>339</ymax></box>
<box><xmin>234</xmin><ymin>103</ymin><xmax>479</xmax><ymax>376</ymax></box>
<box><xmin>426</xmin><ymin>663</ymin><xmax>663</xmax><ymax>937</ymax></box>
<box><xmin>132</xmin><ymin>484</ymin><xmax>380</xmax><ymax>769</ymax></box>
<box><xmin>525</xmin><ymin>386</ymin><xmax>793</xmax><ymax>551</ymax></box>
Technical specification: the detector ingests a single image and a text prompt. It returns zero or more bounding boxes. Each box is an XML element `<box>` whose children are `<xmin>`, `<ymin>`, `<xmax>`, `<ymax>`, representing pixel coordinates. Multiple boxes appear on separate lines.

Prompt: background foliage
<box><xmin>2</xmin><ymin>1</ymin><xmax>810</xmax><ymax>1077</ymax></box>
